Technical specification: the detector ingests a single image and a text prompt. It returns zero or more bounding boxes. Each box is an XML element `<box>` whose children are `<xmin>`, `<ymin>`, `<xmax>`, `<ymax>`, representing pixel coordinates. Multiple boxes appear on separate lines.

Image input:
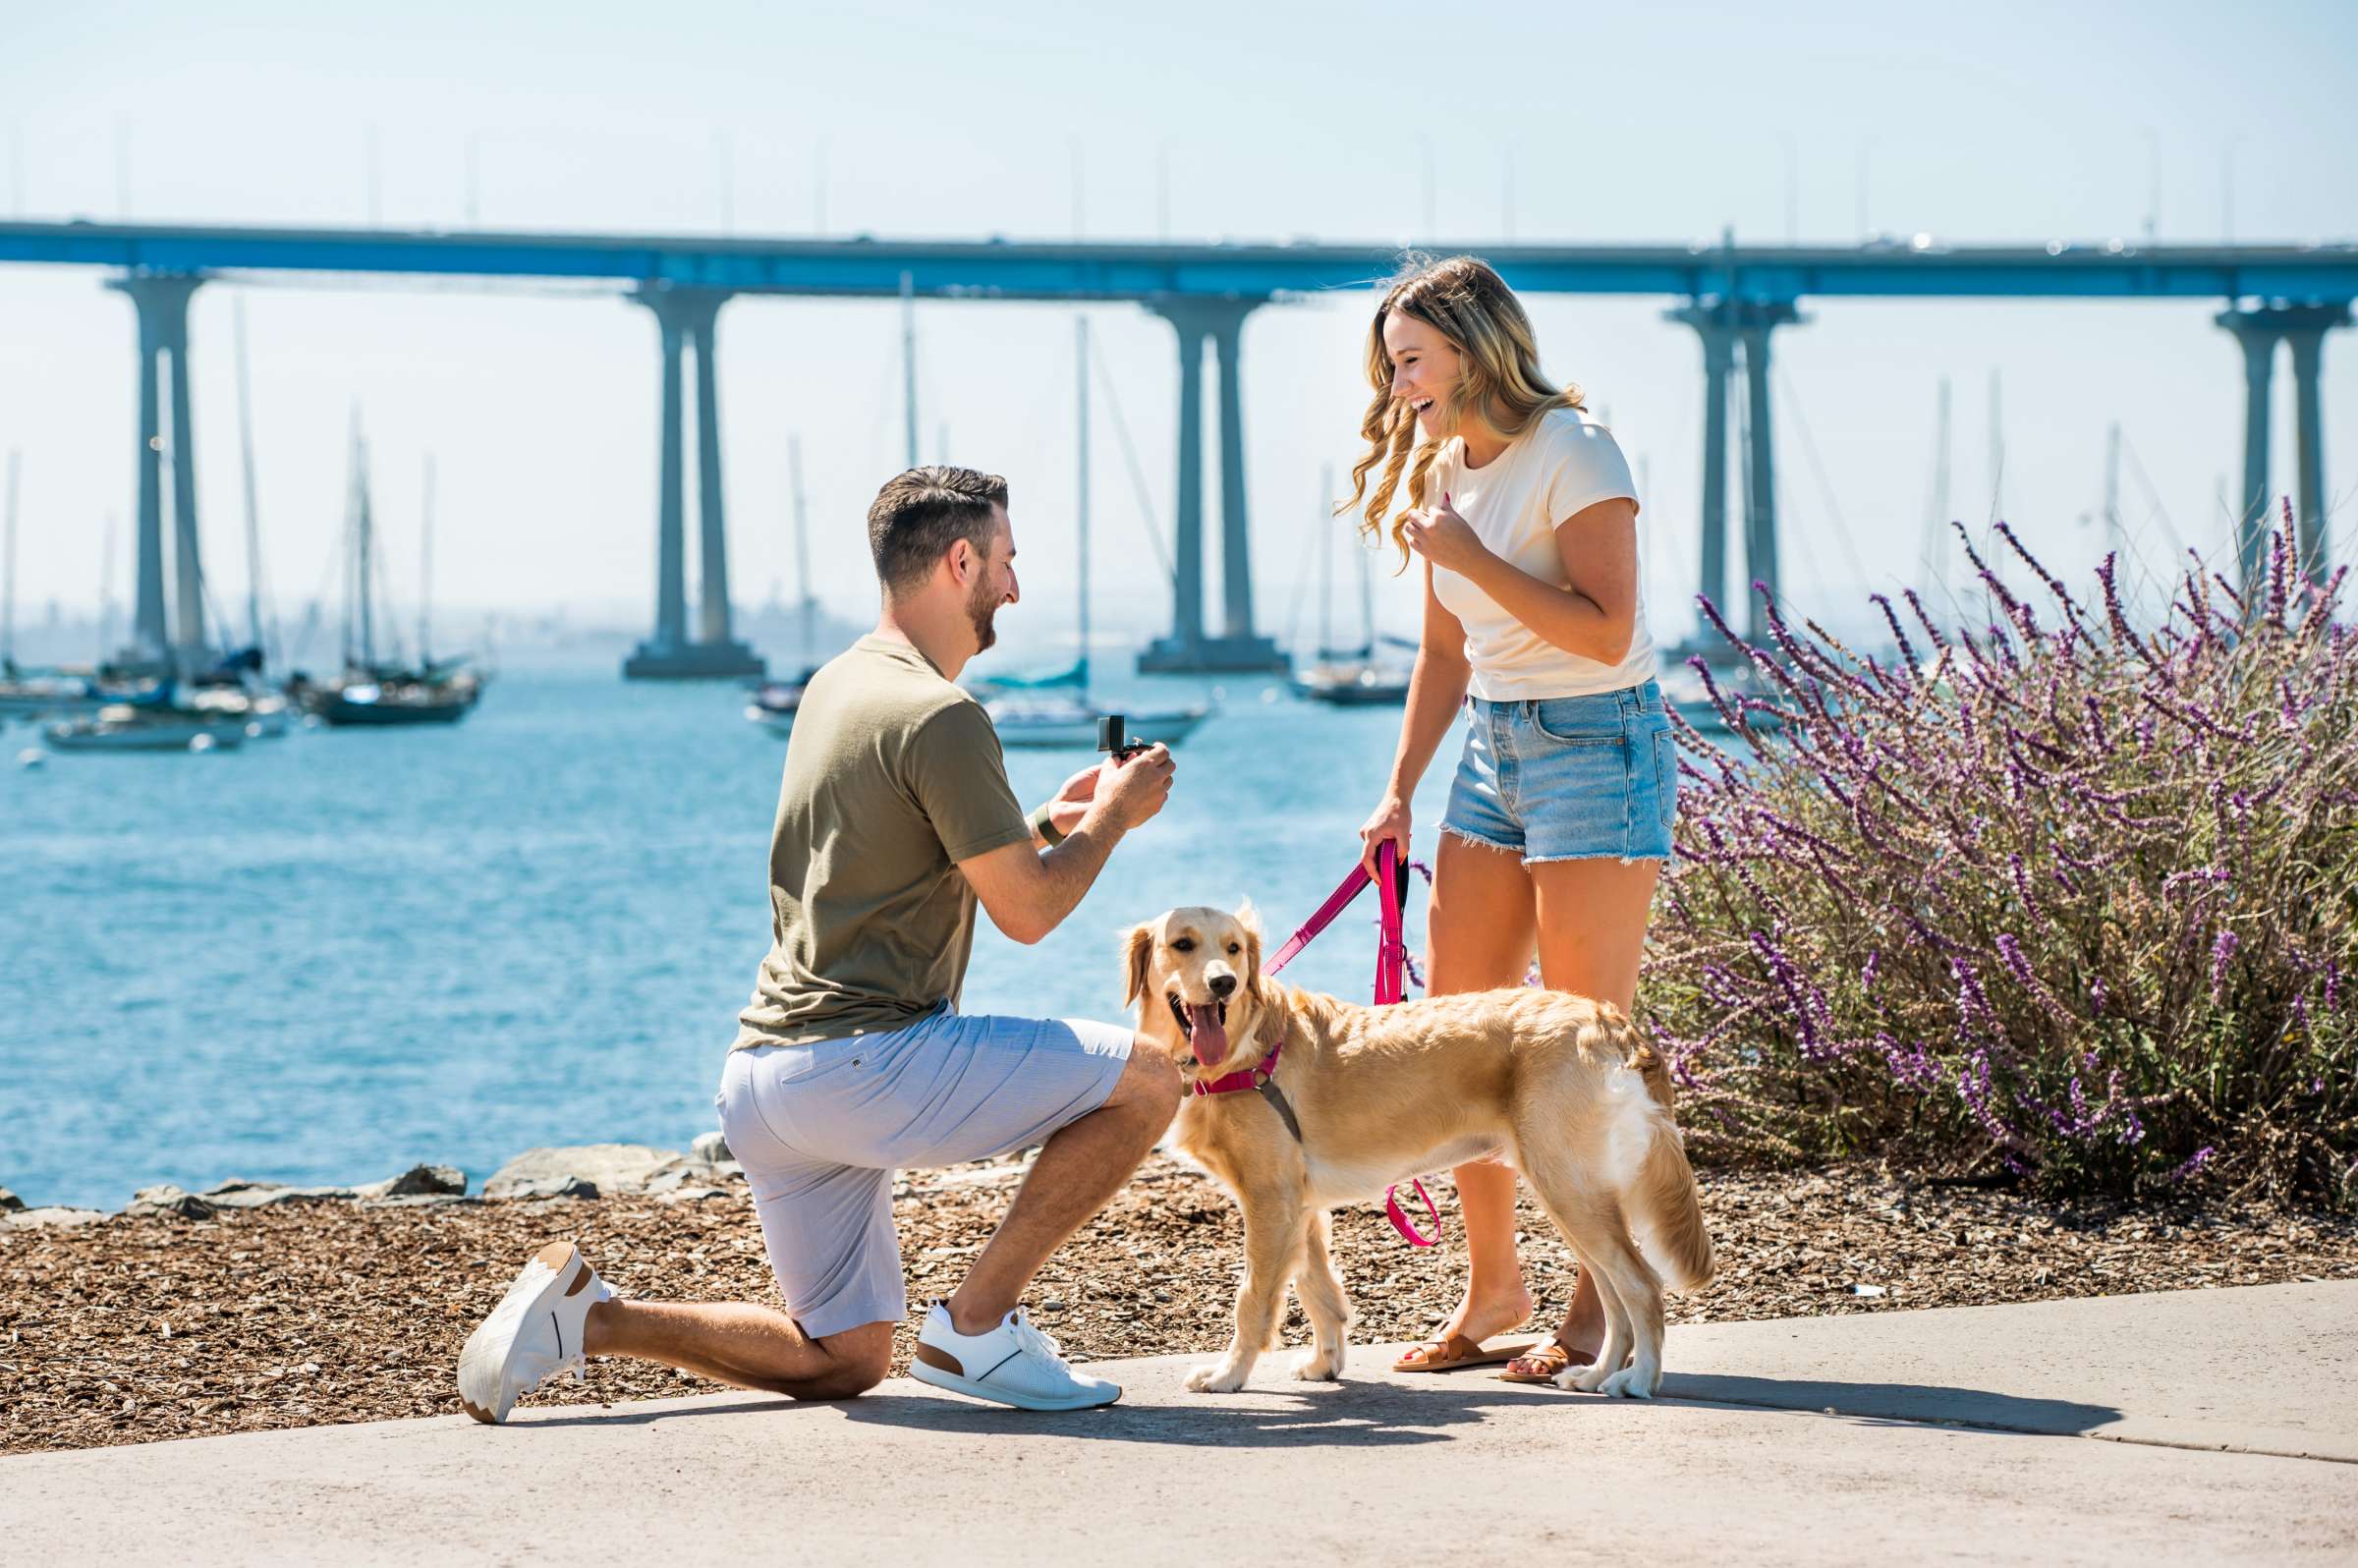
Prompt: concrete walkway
<box><xmin>6</xmin><ymin>1282</ymin><xmax>2353</xmax><ymax>1565</ymax></box>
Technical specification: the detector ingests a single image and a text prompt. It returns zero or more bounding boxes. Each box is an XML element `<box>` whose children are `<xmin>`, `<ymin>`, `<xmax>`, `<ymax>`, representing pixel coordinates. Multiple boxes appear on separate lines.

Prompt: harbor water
<box><xmin>2</xmin><ymin>663</ymin><xmax>1458</xmax><ymax>1212</ymax></box>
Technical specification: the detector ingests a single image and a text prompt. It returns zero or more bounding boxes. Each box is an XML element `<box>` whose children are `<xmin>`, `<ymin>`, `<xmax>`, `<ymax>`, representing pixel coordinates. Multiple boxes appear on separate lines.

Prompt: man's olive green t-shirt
<box><xmin>733</xmin><ymin>635</ymin><xmax>1034</xmax><ymax>1049</ymax></box>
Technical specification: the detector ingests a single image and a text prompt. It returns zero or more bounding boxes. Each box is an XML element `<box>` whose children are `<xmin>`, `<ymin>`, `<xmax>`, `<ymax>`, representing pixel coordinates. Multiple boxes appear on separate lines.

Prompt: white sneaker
<box><xmin>909</xmin><ymin>1302</ymin><xmax>1121</xmax><ymax>1411</ymax></box>
<box><xmin>457</xmin><ymin>1240</ymin><xmax>614</xmax><ymax>1425</ymax></box>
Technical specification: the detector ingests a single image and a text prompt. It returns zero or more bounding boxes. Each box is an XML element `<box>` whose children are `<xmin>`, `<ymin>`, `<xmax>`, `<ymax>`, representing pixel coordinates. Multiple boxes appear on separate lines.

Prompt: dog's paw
<box><xmin>1597</xmin><ymin>1365</ymin><xmax>1657</xmax><ymax>1400</ymax></box>
<box><xmin>1185</xmin><ymin>1362</ymin><xmax>1249</xmax><ymax>1394</ymax></box>
<box><xmin>1290</xmin><ymin>1350</ymin><xmax>1341</xmax><ymax>1382</ymax></box>
<box><xmin>1567</xmin><ymin>1361</ymin><xmax>1613</xmax><ymax>1394</ymax></box>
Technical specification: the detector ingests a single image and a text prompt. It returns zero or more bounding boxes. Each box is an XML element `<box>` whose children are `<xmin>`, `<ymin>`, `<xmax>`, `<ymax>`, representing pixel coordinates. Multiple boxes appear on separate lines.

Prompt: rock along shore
<box><xmin>0</xmin><ymin>1133</ymin><xmax>746</xmax><ymax>1230</ymax></box>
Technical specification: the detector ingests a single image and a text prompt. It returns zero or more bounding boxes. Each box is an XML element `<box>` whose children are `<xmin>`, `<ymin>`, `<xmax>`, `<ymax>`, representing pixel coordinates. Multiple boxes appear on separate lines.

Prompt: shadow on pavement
<box><xmin>839</xmin><ymin>1377</ymin><xmax>1552</xmax><ymax>1447</ymax></box>
<box><xmin>519</xmin><ymin>1397</ymin><xmax>804</xmax><ymax>1429</ymax></box>
<box><xmin>1663</xmin><ymin>1372</ymin><xmax>2122</xmax><ymax>1439</ymax></box>
<box><xmin>515</xmin><ymin>1372</ymin><xmax>2121</xmax><ymax>1449</ymax></box>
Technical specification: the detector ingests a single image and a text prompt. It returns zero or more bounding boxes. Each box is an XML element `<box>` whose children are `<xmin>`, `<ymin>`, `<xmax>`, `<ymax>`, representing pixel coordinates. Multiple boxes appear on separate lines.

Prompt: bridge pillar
<box><xmin>2287</xmin><ymin>323</ymin><xmax>2333</xmax><ymax>581</ymax></box>
<box><xmin>1737</xmin><ymin>303</ymin><xmax>1804</xmax><ymax>642</ymax></box>
<box><xmin>1669</xmin><ymin>297</ymin><xmax>1802</xmax><ymax>643</ymax></box>
<box><xmin>1665</xmin><ymin>302</ymin><xmax>1736</xmax><ymax>618</ymax></box>
<box><xmin>107</xmin><ymin>272</ymin><xmax>208</xmax><ymax>670</ymax></box>
<box><xmin>624</xmin><ymin>285</ymin><xmax>763</xmax><ymax>681</ymax></box>
<box><xmin>1139</xmin><ymin>296</ymin><xmax>1287</xmax><ymax>674</ymax></box>
<box><xmin>2218</xmin><ymin>302</ymin><xmax>2348</xmax><ymax>587</ymax></box>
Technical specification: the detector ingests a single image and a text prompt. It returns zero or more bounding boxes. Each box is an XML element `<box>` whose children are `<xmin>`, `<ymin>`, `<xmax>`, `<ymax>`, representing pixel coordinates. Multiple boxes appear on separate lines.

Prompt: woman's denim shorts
<box><xmin>1439</xmin><ymin>679</ymin><xmax>1678</xmax><ymax>866</ymax></box>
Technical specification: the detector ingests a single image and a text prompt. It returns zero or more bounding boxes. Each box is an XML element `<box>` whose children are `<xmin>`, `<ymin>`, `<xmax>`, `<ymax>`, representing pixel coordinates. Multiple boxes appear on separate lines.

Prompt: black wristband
<box><xmin>1031</xmin><ymin>802</ymin><xmax>1067</xmax><ymax>847</ymax></box>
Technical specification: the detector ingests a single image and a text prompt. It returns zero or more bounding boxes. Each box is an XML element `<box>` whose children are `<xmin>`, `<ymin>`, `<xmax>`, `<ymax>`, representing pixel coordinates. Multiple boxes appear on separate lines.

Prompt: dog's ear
<box><xmin>1235</xmin><ymin>900</ymin><xmax>1266</xmax><ymax>1004</ymax></box>
<box><xmin>1120</xmin><ymin>923</ymin><xmax>1155</xmax><ymax>1010</ymax></box>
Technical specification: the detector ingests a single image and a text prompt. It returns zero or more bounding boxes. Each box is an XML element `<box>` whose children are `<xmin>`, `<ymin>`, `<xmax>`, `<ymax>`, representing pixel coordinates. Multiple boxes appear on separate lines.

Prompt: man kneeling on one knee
<box><xmin>458</xmin><ymin>465</ymin><xmax>1180</xmax><ymax>1418</ymax></box>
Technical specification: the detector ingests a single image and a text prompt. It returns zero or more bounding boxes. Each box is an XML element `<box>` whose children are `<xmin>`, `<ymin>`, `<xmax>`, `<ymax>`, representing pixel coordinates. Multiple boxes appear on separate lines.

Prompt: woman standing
<box><xmin>1351</xmin><ymin>255</ymin><xmax>1675</xmax><ymax>1382</ymax></box>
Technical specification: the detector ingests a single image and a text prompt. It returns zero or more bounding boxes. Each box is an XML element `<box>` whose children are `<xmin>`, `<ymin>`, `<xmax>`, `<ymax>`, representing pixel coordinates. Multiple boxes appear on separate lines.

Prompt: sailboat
<box><xmin>2</xmin><ymin>452</ymin><xmax>246</xmax><ymax>749</ymax></box>
<box><xmin>1291</xmin><ymin>466</ymin><xmax>1410</xmax><ymax>706</ymax></box>
<box><xmin>746</xmin><ymin>437</ymin><xmax>823</xmax><ymax>737</ymax></box>
<box><xmin>985</xmin><ymin>318</ymin><xmax>1207</xmax><ymax>751</ymax></box>
<box><xmin>293</xmin><ymin>426</ymin><xmax>481</xmax><ymax>727</ymax></box>
<box><xmin>43</xmin><ymin>692</ymin><xmax>255</xmax><ymax>752</ymax></box>
<box><xmin>0</xmin><ymin>455</ymin><xmax>161</xmax><ymax>722</ymax></box>
<box><xmin>184</xmin><ymin>298</ymin><xmax>293</xmax><ymax>738</ymax></box>
<box><xmin>58</xmin><ymin>298</ymin><xmax>299</xmax><ymax>741</ymax></box>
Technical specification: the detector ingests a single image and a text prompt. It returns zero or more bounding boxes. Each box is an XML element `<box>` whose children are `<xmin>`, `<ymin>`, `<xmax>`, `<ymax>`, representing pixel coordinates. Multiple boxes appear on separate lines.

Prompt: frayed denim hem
<box><xmin>1520</xmin><ymin>849</ymin><xmax>1672</xmax><ymax>868</ymax></box>
<box><xmin>1436</xmin><ymin>822</ymin><xmax>1522</xmax><ymax>857</ymax></box>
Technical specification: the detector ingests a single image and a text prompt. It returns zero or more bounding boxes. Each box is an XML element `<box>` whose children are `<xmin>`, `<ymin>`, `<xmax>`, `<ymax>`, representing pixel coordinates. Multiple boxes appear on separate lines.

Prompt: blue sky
<box><xmin>2</xmin><ymin>0</ymin><xmax>2354</xmax><ymax>657</ymax></box>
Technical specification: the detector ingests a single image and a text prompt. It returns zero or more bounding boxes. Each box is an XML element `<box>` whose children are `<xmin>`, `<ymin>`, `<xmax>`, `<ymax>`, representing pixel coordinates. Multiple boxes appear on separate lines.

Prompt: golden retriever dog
<box><xmin>1122</xmin><ymin>903</ymin><xmax>1712</xmax><ymax>1398</ymax></box>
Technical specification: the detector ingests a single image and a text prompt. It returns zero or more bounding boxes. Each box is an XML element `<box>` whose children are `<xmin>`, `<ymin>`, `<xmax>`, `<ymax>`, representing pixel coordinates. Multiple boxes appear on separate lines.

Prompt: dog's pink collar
<box><xmin>1190</xmin><ymin>1036</ymin><xmax>1283</xmax><ymax>1097</ymax></box>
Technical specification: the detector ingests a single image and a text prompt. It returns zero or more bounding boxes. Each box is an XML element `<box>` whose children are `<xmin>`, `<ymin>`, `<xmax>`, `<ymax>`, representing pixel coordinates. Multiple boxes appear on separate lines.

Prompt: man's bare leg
<box><xmin>945</xmin><ymin>1041</ymin><xmax>1179</xmax><ymax>1334</ymax></box>
<box><xmin>582</xmin><ymin>1304</ymin><xmax>893</xmax><ymax>1402</ymax></box>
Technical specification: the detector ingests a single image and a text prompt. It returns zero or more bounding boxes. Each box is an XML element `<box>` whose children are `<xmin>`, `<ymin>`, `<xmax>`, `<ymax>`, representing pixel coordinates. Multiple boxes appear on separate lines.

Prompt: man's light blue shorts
<box><xmin>716</xmin><ymin>1004</ymin><xmax>1133</xmax><ymax>1338</ymax></box>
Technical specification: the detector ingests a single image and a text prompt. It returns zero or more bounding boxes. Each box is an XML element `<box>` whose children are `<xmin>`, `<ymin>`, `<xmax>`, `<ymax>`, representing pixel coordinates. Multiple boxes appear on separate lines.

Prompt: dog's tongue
<box><xmin>1186</xmin><ymin>1003</ymin><xmax>1228</xmax><ymax>1067</ymax></box>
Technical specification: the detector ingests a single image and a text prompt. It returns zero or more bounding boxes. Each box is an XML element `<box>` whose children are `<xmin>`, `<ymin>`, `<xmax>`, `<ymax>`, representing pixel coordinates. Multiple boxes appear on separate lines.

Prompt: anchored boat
<box><xmin>986</xmin><ymin>318</ymin><xmax>1208</xmax><ymax>751</ymax></box>
<box><xmin>43</xmin><ymin>687</ymin><xmax>254</xmax><ymax>753</ymax></box>
<box><xmin>745</xmin><ymin>437</ymin><xmax>826</xmax><ymax>739</ymax></box>
<box><xmin>298</xmin><ymin>426</ymin><xmax>483</xmax><ymax>728</ymax></box>
<box><xmin>1291</xmin><ymin>467</ymin><xmax>1410</xmax><ymax>706</ymax></box>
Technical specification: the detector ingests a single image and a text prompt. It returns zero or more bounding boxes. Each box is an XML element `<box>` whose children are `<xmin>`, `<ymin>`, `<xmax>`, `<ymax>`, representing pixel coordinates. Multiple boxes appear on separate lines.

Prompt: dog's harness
<box><xmin>1188</xmin><ymin>1037</ymin><xmax>1302</xmax><ymax>1142</ymax></box>
<box><xmin>1188</xmin><ymin>842</ymin><xmax>1441</xmax><ymax>1247</ymax></box>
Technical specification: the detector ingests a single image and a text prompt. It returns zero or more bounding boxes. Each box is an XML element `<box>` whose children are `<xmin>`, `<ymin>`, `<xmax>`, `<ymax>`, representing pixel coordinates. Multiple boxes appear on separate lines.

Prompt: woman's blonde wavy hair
<box><xmin>1341</xmin><ymin>253</ymin><xmax>1585</xmax><ymax>564</ymax></box>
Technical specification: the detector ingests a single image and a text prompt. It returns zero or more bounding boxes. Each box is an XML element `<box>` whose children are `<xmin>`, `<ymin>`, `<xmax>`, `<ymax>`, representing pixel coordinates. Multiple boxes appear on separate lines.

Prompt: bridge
<box><xmin>5</xmin><ymin>220</ymin><xmax>2354</xmax><ymax>677</ymax></box>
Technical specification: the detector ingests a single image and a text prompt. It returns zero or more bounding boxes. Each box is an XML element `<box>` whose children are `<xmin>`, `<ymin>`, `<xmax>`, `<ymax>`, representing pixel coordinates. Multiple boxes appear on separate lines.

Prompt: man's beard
<box><xmin>967</xmin><ymin>574</ymin><xmax>1001</xmax><ymax>652</ymax></box>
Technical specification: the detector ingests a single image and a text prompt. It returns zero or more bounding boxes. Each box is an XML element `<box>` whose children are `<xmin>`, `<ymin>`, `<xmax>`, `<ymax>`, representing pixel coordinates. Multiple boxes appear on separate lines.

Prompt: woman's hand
<box><xmin>1359</xmin><ymin>794</ymin><xmax>1412</xmax><ymax>879</ymax></box>
<box><xmin>1401</xmin><ymin>492</ymin><xmax>1488</xmax><ymax>576</ymax></box>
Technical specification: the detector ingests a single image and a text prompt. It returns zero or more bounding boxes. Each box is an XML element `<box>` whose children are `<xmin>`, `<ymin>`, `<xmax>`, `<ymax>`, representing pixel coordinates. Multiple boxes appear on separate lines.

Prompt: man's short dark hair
<box><xmin>867</xmin><ymin>466</ymin><xmax>1009</xmax><ymax>595</ymax></box>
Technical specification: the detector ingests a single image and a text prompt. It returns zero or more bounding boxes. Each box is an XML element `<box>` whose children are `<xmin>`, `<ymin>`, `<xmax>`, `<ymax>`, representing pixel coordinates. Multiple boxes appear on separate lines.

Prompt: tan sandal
<box><xmin>1495</xmin><ymin>1339</ymin><xmax>1595</xmax><ymax>1384</ymax></box>
<box><xmin>1391</xmin><ymin>1333</ymin><xmax>1539</xmax><ymax>1374</ymax></box>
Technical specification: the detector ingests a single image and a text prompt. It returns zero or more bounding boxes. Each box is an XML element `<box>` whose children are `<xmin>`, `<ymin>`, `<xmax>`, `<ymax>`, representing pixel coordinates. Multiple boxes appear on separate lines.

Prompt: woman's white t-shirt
<box><xmin>1427</xmin><ymin>407</ymin><xmax>1655</xmax><ymax>701</ymax></box>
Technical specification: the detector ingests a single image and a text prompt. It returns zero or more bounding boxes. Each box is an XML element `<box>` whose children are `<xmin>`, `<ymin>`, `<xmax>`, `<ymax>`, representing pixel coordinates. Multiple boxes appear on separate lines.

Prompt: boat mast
<box><xmin>356</xmin><ymin>425</ymin><xmax>376</xmax><ymax>671</ymax></box>
<box><xmin>2104</xmin><ymin>420</ymin><xmax>2123</xmax><ymax>559</ymax></box>
<box><xmin>1075</xmin><ymin>314</ymin><xmax>1091</xmax><ymax>694</ymax></box>
<box><xmin>98</xmin><ymin>512</ymin><xmax>116</xmax><ymax>663</ymax></box>
<box><xmin>1317</xmin><ymin>464</ymin><xmax>1333</xmax><ymax>660</ymax></box>
<box><xmin>789</xmin><ymin>434</ymin><xmax>813</xmax><ymax>672</ymax></box>
<box><xmin>234</xmin><ymin>295</ymin><xmax>266</xmax><ymax>656</ymax></box>
<box><xmin>900</xmin><ymin>270</ymin><xmax>919</xmax><ymax>470</ymax></box>
<box><xmin>419</xmin><ymin>454</ymin><xmax>434</xmax><ymax>667</ymax></box>
<box><xmin>1920</xmin><ymin>375</ymin><xmax>1951</xmax><ymax>596</ymax></box>
<box><xmin>341</xmin><ymin>413</ymin><xmax>358</xmax><ymax>670</ymax></box>
<box><xmin>1352</xmin><ymin>468</ymin><xmax>1377</xmax><ymax>660</ymax></box>
<box><xmin>1986</xmin><ymin>369</ymin><xmax>2005</xmax><ymax>525</ymax></box>
<box><xmin>2</xmin><ymin>448</ymin><xmax>17</xmax><ymax>668</ymax></box>
<box><xmin>1984</xmin><ymin>370</ymin><xmax>2003</xmax><ymax>627</ymax></box>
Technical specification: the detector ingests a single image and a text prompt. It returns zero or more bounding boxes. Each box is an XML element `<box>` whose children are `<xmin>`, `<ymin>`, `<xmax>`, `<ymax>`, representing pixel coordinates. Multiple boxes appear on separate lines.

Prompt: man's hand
<box><xmin>1046</xmin><ymin>762</ymin><xmax>1102</xmax><ymax>840</ymax></box>
<box><xmin>962</xmin><ymin>747</ymin><xmax>1174</xmax><ymax>945</ymax></box>
<box><xmin>1095</xmin><ymin>743</ymin><xmax>1175</xmax><ymax>829</ymax></box>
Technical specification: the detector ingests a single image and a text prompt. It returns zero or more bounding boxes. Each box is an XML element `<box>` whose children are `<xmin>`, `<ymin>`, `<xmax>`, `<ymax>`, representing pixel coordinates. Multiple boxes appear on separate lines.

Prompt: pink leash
<box><xmin>1262</xmin><ymin>843</ymin><xmax>1439</xmax><ymax>1248</ymax></box>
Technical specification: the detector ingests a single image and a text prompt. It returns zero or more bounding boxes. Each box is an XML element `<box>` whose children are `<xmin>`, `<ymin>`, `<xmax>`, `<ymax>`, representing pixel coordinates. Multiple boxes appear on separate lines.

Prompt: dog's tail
<box><xmin>1628</xmin><ymin>1110</ymin><xmax>1714</xmax><ymax>1292</ymax></box>
<box><xmin>1600</xmin><ymin>1028</ymin><xmax>1714</xmax><ymax>1293</ymax></box>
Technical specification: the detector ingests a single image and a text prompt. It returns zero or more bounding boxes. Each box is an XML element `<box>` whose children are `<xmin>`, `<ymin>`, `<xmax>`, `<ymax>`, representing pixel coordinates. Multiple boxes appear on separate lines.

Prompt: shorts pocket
<box><xmin>1527</xmin><ymin>697</ymin><xmax>1624</xmax><ymax>747</ymax></box>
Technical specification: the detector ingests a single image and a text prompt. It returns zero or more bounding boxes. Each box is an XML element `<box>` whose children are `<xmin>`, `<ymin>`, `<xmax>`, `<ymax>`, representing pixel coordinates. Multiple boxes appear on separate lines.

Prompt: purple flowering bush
<box><xmin>1646</xmin><ymin>518</ymin><xmax>2358</xmax><ymax>1204</ymax></box>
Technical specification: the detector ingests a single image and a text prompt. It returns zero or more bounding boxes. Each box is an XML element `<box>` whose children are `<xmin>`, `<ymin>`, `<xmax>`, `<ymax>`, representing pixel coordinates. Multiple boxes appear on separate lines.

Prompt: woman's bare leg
<box><xmin>1394</xmin><ymin>831</ymin><xmax>1538</xmax><ymax>1367</ymax></box>
<box><xmin>1503</xmin><ymin>854</ymin><xmax>1660</xmax><ymax>1372</ymax></box>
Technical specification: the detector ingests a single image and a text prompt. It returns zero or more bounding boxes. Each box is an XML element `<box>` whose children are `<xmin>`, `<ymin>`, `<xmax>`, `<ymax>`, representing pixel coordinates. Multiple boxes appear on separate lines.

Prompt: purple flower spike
<box><xmin>2210</xmin><ymin>929</ymin><xmax>2239</xmax><ymax>1003</ymax></box>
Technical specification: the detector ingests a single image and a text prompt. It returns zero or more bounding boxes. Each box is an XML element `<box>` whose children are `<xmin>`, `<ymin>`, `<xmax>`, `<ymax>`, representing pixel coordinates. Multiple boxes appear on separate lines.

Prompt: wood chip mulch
<box><xmin>6</xmin><ymin>1155</ymin><xmax>2354</xmax><ymax>1456</ymax></box>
